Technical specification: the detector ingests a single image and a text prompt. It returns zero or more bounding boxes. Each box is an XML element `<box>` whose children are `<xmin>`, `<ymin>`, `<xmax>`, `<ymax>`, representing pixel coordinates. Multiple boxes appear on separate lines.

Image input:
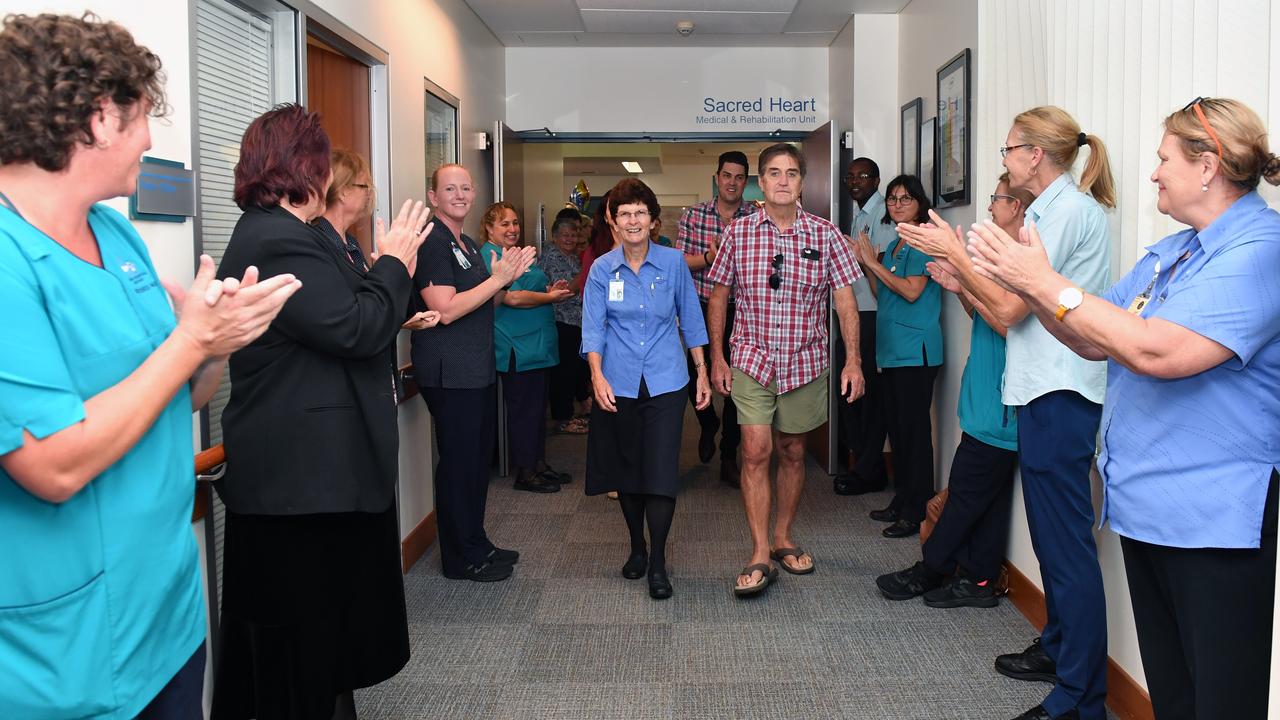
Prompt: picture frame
<box><xmin>935</xmin><ymin>48</ymin><xmax>971</xmax><ymax>207</ymax></box>
<box><xmin>920</xmin><ymin>117</ymin><xmax>937</xmax><ymax>206</ymax></box>
<box><xmin>424</xmin><ymin>77</ymin><xmax>460</xmax><ymax>190</ymax></box>
<box><xmin>900</xmin><ymin>97</ymin><xmax>922</xmax><ymax>179</ymax></box>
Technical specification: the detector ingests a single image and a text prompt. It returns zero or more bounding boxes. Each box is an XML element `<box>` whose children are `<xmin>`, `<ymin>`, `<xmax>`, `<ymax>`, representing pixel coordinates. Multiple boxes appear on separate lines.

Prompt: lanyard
<box><xmin>0</xmin><ymin>190</ymin><xmax>20</xmax><ymax>218</ymax></box>
<box><xmin>1136</xmin><ymin>249</ymin><xmax>1192</xmax><ymax>301</ymax></box>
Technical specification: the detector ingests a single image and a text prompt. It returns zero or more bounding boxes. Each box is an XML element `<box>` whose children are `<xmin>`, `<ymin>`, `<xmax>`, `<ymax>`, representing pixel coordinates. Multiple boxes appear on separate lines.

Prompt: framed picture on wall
<box><xmin>900</xmin><ymin>97</ymin><xmax>922</xmax><ymax>179</ymax></box>
<box><xmin>920</xmin><ymin>117</ymin><xmax>937</xmax><ymax>205</ymax></box>
<box><xmin>935</xmin><ymin>48</ymin><xmax>971</xmax><ymax>207</ymax></box>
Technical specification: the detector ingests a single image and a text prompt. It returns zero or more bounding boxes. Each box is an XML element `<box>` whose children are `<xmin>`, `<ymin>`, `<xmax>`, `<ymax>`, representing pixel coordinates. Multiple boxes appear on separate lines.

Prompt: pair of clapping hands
<box><xmin>892</xmin><ymin>208</ymin><xmax>1052</xmax><ymax>296</ymax></box>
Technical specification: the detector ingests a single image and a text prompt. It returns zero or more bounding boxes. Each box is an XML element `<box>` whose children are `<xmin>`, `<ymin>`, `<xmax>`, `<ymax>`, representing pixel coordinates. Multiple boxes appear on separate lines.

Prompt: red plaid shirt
<box><xmin>706</xmin><ymin>206</ymin><xmax>861</xmax><ymax>393</ymax></box>
<box><xmin>676</xmin><ymin>199</ymin><xmax>755</xmax><ymax>299</ymax></box>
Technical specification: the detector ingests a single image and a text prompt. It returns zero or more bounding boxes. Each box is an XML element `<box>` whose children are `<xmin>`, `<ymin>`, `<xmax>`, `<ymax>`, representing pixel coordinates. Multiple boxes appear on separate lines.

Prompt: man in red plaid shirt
<box><xmin>706</xmin><ymin>143</ymin><xmax>866</xmax><ymax>597</ymax></box>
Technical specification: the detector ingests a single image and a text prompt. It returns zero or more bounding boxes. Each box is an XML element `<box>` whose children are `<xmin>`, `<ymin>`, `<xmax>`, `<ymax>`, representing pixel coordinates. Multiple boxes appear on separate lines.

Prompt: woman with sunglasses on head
<box><xmin>850</xmin><ymin>174</ymin><xmax>942</xmax><ymax>540</ymax></box>
<box><xmin>899</xmin><ymin>106</ymin><xmax>1115</xmax><ymax>720</ymax></box>
<box><xmin>968</xmin><ymin>97</ymin><xmax>1280</xmax><ymax>720</ymax></box>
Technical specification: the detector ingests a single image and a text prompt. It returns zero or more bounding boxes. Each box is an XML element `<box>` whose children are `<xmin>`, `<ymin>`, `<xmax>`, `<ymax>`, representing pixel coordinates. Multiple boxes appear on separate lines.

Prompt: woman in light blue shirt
<box><xmin>970</xmin><ymin>97</ymin><xmax>1280</xmax><ymax>720</ymax></box>
<box><xmin>0</xmin><ymin>14</ymin><xmax>298</xmax><ymax>718</ymax></box>
<box><xmin>582</xmin><ymin>178</ymin><xmax>710</xmax><ymax>600</ymax></box>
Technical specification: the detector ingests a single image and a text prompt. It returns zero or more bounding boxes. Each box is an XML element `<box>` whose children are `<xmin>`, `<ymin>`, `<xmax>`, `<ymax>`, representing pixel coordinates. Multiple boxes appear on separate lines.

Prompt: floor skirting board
<box><xmin>401</xmin><ymin>511</ymin><xmax>437</xmax><ymax>574</ymax></box>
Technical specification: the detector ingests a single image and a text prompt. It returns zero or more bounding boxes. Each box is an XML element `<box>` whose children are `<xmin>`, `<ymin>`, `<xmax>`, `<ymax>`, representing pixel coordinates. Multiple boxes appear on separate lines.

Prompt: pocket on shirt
<box><xmin>0</xmin><ymin>571</ymin><xmax>116</xmax><ymax>718</ymax></box>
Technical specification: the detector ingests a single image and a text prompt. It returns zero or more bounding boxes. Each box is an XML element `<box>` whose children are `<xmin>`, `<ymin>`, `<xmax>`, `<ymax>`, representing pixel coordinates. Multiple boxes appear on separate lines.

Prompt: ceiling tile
<box><xmin>464</xmin><ymin>0</ymin><xmax>585</xmax><ymax>33</ymax></box>
<box><xmin>578</xmin><ymin>0</ymin><xmax>796</xmax><ymax>10</ymax></box>
<box><xmin>581</xmin><ymin>9</ymin><xmax>790</xmax><ymax>34</ymax></box>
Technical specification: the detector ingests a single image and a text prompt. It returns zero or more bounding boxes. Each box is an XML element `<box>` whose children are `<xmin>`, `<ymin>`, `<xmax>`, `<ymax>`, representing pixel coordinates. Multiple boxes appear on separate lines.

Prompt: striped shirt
<box><xmin>706</xmin><ymin>206</ymin><xmax>861</xmax><ymax>393</ymax></box>
<box><xmin>676</xmin><ymin>198</ymin><xmax>755</xmax><ymax>299</ymax></box>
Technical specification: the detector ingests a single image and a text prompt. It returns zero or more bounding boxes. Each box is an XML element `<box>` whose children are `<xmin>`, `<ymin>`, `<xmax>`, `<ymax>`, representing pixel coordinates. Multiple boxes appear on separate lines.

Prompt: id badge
<box><xmin>451</xmin><ymin>245</ymin><xmax>472</xmax><ymax>269</ymax></box>
<box><xmin>608</xmin><ymin>279</ymin><xmax>625</xmax><ymax>302</ymax></box>
<box><xmin>1126</xmin><ymin>294</ymin><xmax>1149</xmax><ymax>315</ymax></box>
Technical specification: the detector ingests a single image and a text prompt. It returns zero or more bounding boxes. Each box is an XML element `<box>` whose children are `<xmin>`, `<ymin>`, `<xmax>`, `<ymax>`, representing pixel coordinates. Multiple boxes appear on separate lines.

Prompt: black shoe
<box><xmin>621</xmin><ymin>551</ymin><xmax>647</xmax><ymax>579</ymax></box>
<box><xmin>648</xmin><ymin>568</ymin><xmax>673</xmax><ymax>600</ymax></box>
<box><xmin>537</xmin><ymin>463</ymin><xmax>572</xmax><ymax>484</ymax></box>
<box><xmin>698</xmin><ymin>418</ymin><xmax>720</xmax><ymax>464</ymax></box>
<box><xmin>485</xmin><ymin>547</ymin><xmax>520</xmax><ymax>565</ymax></box>
<box><xmin>720</xmin><ymin>457</ymin><xmax>741</xmax><ymax>488</ymax></box>
<box><xmin>1009</xmin><ymin>705</ymin><xmax>1078</xmax><ymax>720</ymax></box>
<box><xmin>868</xmin><ymin>506</ymin><xmax>899</xmax><ymax>523</ymax></box>
<box><xmin>995</xmin><ymin>637</ymin><xmax>1059</xmax><ymax>684</ymax></box>
<box><xmin>443</xmin><ymin>561</ymin><xmax>513</xmax><ymax>582</ymax></box>
<box><xmin>833</xmin><ymin>472</ymin><xmax>887</xmax><ymax>496</ymax></box>
<box><xmin>882</xmin><ymin>519</ymin><xmax>920</xmax><ymax>538</ymax></box>
<box><xmin>923</xmin><ymin>576</ymin><xmax>998</xmax><ymax>608</ymax></box>
<box><xmin>513</xmin><ymin>474</ymin><xmax>560</xmax><ymax>493</ymax></box>
<box><xmin>875</xmin><ymin>561</ymin><xmax>943</xmax><ymax>600</ymax></box>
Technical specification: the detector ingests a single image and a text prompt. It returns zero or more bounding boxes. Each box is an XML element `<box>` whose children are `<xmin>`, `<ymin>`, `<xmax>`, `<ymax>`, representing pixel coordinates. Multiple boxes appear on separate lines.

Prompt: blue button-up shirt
<box><xmin>850</xmin><ymin>191</ymin><xmax>898</xmax><ymax>312</ymax></box>
<box><xmin>1098</xmin><ymin>192</ymin><xmax>1280</xmax><ymax>549</ymax></box>
<box><xmin>581</xmin><ymin>243</ymin><xmax>708</xmax><ymax>398</ymax></box>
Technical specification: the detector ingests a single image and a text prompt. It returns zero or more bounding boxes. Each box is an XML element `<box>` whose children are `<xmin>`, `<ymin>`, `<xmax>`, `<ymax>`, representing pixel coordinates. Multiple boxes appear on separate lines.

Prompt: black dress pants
<box><xmin>1120</xmin><ymin>470</ymin><xmax>1278</xmax><ymax>720</ymax></box>
<box><xmin>423</xmin><ymin>384</ymin><xmax>497</xmax><ymax>574</ymax></box>
<box><xmin>881</xmin><ymin>363</ymin><xmax>938</xmax><ymax>523</ymax></box>
<box><xmin>921</xmin><ymin>432</ymin><xmax>1017</xmax><ymax>581</ymax></box>
<box><xmin>688</xmin><ymin>299</ymin><xmax>739</xmax><ymax>456</ymax></box>
<box><xmin>500</xmin><ymin>366</ymin><xmax>548</xmax><ymax>469</ymax></box>
<box><xmin>549</xmin><ymin>322</ymin><xmax>589</xmax><ymax>422</ymax></box>
<box><xmin>834</xmin><ymin>310</ymin><xmax>887</xmax><ymax>483</ymax></box>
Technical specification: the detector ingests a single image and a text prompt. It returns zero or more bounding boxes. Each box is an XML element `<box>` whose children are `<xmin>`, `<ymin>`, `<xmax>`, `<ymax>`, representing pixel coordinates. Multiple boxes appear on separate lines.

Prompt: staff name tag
<box><xmin>608</xmin><ymin>280</ymin><xmax>625</xmax><ymax>302</ymax></box>
<box><xmin>451</xmin><ymin>245</ymin><xmax>472</xmax><ymax>269</ymax></box>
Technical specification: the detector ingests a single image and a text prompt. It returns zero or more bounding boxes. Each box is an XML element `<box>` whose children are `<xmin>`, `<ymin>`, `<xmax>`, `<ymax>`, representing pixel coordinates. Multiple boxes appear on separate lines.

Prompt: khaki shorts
<box><xmin>730</xmin><ymin>368</ymin><xmax>828</xmax><ymax>435</ymax></box>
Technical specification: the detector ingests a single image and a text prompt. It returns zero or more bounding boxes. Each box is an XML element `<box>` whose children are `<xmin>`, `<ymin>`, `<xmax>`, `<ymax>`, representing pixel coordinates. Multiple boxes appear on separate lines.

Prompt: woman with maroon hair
<box><xmin>212</xmin><ymin>104</ymin><xmax>433</xmax><ymax>720</ymax></box>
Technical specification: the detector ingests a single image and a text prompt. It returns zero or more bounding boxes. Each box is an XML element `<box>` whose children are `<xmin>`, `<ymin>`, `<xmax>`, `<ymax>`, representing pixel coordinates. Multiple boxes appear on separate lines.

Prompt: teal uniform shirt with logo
<box><xmin>875</xmin><ymin>233</ymin><xmax>943</xmax><ymax>368</ymax></box>
<box><xmin>958</xmin><ymin>316</ymin><xmax>1017</xmax><ymax>451</ymax></box>
<box><xmin>0</xmin><ymin>204</ymin><xmax>205</xmax><ymax>719</ymax></box>
<box><xmin>483</xmin><ymin>242</ymin><xmax>559</xmax><ymax>371</ymax></box>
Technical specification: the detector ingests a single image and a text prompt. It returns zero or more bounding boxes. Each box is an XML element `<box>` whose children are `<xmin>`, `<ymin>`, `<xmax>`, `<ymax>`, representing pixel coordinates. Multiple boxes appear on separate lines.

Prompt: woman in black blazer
<box><xmin>211</xmin><ymin>105</ymin><xmax>433</xmax><ymax>720</ymax></box>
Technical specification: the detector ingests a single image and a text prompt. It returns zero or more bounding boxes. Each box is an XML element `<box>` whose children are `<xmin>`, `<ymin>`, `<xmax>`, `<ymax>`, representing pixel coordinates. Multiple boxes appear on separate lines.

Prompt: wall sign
<box><xmin>130</xmin><ymin>156</ymin><xmax>195</xmax><ymax>222</ymax></box>
<box><xmin>697</xmin><ymin>96</ymin><xmax>820</xmax><ymax>128</ymax></box>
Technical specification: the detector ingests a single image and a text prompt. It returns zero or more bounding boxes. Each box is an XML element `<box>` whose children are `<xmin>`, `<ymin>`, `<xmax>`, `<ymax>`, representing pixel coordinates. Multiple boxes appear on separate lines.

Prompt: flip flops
<box><xmin>733</xmin><ymin>563</ymin><xmax>779</xmax><ymax>597</ymax></box>
<box><xmin>770</xmin><ymin>547</ymin><xmax>815</xmax><ymax>575</ymax></box>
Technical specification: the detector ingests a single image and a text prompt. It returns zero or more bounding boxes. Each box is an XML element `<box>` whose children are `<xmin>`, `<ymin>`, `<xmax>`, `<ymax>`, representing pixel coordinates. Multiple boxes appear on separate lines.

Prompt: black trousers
<box><xmin>422</xmin><ymin>384</ymin><xmax>497</xmax><ymax>573</ymax></box>
<box><xmin>1121</xmin><ymin>470</ymin><xmax>1278</xmax><ymax>720</ymax></box>
<box><xmin>881</xmin><ymin>363</ymin><xmax>938</xmax><ymax>523</ymax></box>
<box><xmin>834</xmin><ymin>310</ymin><xmax>887</xmax><ymax>483</ymax></box>
<box><xmin>688</xmin><ymin>299</ymin><xmax>739</xmax><ymax>457</ymax></box>
<box><xmin>138</xmin><ymin>643</ymin><xmax>205</xmax><ymax>720</ymax></box>
<box><xmin>922</xmin><ymin>432</ymin><xmax>1018</xmax><ymax>581</ymax></box>
<box><xmin>500</xmin><ymin>366</ymin><xmax>548</xmax><ymax>469</ymax></box>
<box><xmin>549</xmin><ymin>322</ymin><xmax>589</xmax><ymax>422</ymax></box>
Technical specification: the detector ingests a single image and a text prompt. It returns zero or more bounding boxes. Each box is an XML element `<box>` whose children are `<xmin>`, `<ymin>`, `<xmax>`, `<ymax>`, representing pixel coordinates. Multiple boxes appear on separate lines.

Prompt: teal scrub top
<box><xmin>957</xmin><ymin>315</ymin><xmax>1017</xmax><ymax>451</ymax></box>
<box><xmin>482</xmin><ymin>242</ymin><xmax>559</xmax><ymax>372</ymax></box>
<box><xmin>0</xmin><ymin>204</ymin><xmax>204</xmax><ymax>719</ymax></box>
<box><xmin>875</xmin><ymin>234</ymin><xmax>943</xmax><ymax>368</ymax></box>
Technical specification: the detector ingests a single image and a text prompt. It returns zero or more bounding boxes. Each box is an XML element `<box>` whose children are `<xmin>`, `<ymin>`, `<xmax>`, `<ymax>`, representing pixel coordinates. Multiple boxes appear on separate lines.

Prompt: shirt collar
<box><xmin>751</xmin><ymin>205</ymin><xmax>812</xmax><ymax>232</ymax></box>
<box><xmin>1195</xmin><ymin>191</ymin><xmax>1268</xmax><ymax>253</ymax></box>
<box><xmin>604</xmin><ymin>243</ymin><xmax>661</xmax><ymax>273</ymax></box>
<box><xmin>1025</xmin><ymin>173</ymin><xmax>1074</xmax><ymax>223</ymax></box>
<box><xmin>858</xmin><ymin>191</ymin><xmax>885</xmax><ymax>220</ymax></box>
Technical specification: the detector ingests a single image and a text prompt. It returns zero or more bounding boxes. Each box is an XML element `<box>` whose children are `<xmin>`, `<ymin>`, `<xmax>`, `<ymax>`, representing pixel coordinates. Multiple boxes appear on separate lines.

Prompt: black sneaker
<box><xmin>923</xmin><ymin>576</ymin><xmax>999</xmax><ymax>608</ymax></box>
<box><xmin>875</xmin><ymin>561</ymin><xmax>943</xmax><ymax>600</ymax></box>
<box><xmin>443</xmin><ymin>561</ymin><xmax>513</xmax><ymax>582</ymax></box>
<box><xmin>514</xmin><ymin>474</ymin><xmax>560</xmax><ymax>493</ymax></box>
<box><xmin>537</xmin><ymin>463</ymin><xmax>572</xmax><ymax>484</ymax></box>
<box><xmin>485</xmin><ymin>547</ymin><xmax>520</xmax><ymax>565</ymax></box>
<box><xmin>995</xmin><ymin>637</ymin><xmax>1059</xmax><ymax>684</ymax></box>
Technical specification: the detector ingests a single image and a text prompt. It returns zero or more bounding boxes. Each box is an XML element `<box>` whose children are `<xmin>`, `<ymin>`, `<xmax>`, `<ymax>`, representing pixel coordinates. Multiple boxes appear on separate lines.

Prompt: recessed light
<box><xmin>622</xmin><ymin>161</ymin><xmax>643</xmax><ymax>173</ymax></box>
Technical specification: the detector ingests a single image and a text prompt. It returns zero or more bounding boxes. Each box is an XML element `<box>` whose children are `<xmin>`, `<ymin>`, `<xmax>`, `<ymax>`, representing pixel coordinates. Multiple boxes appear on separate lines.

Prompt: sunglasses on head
<box><xmin>769</xmin><ymin>253</ymin><xmax>783</xmax><ymax>290</ymax></box>
<box><xmin>1183</xmin><ymin>96</ymin><xmax>1224</xmax><ymax>157</ymax></box>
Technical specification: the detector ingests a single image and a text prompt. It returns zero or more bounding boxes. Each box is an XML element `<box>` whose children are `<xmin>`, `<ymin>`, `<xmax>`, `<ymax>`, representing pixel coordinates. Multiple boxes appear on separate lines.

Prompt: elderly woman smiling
<box><xmin>967</xmin><ymin>97</ymin><xmax>1280</xmax><ymax>720</ymax></box>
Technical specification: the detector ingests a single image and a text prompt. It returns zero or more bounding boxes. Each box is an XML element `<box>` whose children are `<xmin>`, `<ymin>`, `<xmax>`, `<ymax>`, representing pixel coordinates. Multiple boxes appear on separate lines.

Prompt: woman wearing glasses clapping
<box><xmin>850</xmin><ymin>174</ymin><xmax>942</xmax><ymax>541</ymax></box>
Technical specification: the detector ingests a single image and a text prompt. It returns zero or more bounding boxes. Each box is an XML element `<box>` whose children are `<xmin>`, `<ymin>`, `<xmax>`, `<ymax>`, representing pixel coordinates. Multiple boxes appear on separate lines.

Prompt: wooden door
<box><xmin>306</xmin><ymin>35</ymin><xmax>373</xmax><ymax>257</ymax></box>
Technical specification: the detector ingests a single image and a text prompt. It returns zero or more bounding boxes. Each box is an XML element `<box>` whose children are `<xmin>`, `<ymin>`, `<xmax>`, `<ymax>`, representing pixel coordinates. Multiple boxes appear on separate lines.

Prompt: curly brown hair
<box><xmin>0</xmin><ymin>12</ymin><xmax>167</xmax><ymax>172</ymax></box>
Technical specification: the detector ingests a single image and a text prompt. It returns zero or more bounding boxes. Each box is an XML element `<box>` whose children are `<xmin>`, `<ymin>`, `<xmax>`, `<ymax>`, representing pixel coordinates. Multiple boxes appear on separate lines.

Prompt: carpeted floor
<box><xmin>356</xmin><ymin>409</ymin><xmax>1112</xmax><ymax>719</ymax></box>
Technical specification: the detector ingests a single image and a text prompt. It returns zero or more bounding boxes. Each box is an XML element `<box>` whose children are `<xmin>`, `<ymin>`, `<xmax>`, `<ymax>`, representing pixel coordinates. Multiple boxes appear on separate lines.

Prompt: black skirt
<box><xmin>585</xmin><ymin>380</ymin><xmax>687</xmax><ymax>498</ymax></box>
<box><xmin>211</xmin><ymin>504</ymin><xmax>409</xmax><ymax>720</ymax></box>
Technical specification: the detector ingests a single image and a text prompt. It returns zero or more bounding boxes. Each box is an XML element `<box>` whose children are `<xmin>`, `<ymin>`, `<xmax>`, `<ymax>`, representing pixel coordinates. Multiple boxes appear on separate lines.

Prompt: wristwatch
<box><xmin>1055</xmin><ymin>286</ymin><xmax>1084</xmax><ymax>321</ymax></box>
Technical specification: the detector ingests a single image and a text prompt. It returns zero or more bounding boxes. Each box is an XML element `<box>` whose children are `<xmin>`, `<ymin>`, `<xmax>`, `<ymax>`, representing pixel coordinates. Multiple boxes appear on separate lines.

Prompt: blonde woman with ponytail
<box><xmin>899</xmin><ymin>105</ymin><xmax>1114</xmax><ymax>720</ymax></box>
<box><xmin>969</xmin><ymin>97</ymin><xmax>1280</xmax><ymax>720</ymax></box>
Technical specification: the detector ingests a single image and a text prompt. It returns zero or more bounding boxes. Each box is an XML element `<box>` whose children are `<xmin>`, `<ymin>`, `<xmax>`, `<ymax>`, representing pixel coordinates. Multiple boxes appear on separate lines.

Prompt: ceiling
<box><xmin>463</xmin><ymin>0</ymin><xmax>911</xmax><ymax>47</ymax></box>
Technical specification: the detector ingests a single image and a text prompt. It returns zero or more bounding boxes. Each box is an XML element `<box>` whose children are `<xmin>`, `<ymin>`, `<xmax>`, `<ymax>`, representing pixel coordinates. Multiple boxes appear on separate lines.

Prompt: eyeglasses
<box><xmin>990</xmin><ymin>193</ymin><xmax>1017</xmax><ymax>203</ymax></box>
<box><xmin>884</xmin><ymin>195</ymin><xmax>916</xmax><ymax>205</ymax></box>
<box><xmin>351</xmin><ymin>183</ymin><xmax>370</xmax><ymax>189</ymax></box>
<box><xmin>999</xmin><ymin>144</ymin><xmax>1031</xmax><ymax>158</ymax></box>
<box><xmin>769</xmin><ymin>253</ymin><xmax>783</xmax><ymax>290</ymax></box>
<box><xmin>614</xmin><ymin>209</ymin><xmax>650</xmax><ymax>222</ymax></box>
<box><xmin>1182</xmin><ymin>96</ymin><xmax>1224</xmax><ymax>157</ymax></box>
<box><xmin>844</xmin><ymin>172</ymin><xmax>875</xmax><ymax>183</ymax></box>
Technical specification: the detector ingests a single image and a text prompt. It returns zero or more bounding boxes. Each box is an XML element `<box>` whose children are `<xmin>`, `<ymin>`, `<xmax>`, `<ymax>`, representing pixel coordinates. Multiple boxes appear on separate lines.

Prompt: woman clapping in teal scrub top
<box><xmin>0</xmin><ymin>14</ymin><xmax>300</xmax><ymax>719</ymax></box>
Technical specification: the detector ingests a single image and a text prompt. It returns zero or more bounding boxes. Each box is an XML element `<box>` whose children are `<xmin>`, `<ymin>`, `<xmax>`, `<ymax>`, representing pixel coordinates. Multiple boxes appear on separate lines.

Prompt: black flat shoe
<box><xmin>882</xmin><ymin>519</ymin><xmax>920</xmax><ymax>538</ymax></box>
<box><xmin>995</xmin><ymin>637</ymin><xmax>1059</xmax><ymax>684</ymax></box>
<box><xmin>648</xmin><ymin>568</ymin><xmax>672</xmax><ymax>600</ymax></box>
<box><xmin>833</xmin><ymin>472</ymin><xmax>887</xmax><ymax>496</ymax></box>
<box><xmin>513</xmin><ymin>475</ymin><xmax>560</xmax><ymax>493</ymax></box>
<box><xmin>621</xmin><ymin>552</ymin><xmax>647</xmax><ymax>579</ymax></box>
<box><xmin>486</xmin><ymin>547</ymin><xmax>520</xmax><ymax>565</ymax></box>
<box><xmin>442</xmin><ymin>561</ymin><xmax>513</xmax><ymax>583</ymax></box>
<box><xmin>1009</xmin><ymin>705</ymin><xmax>1077</xmax><ymax>720</ymax></box>
<box><xmin>868</xmin><ymin>506</ymin><xmax>899</xmax><ymax>523</ymax></box>
<box><xmin>537</xmin><ymin>463</ymin><xmax>572</xmax><ymax>484</ymax></box>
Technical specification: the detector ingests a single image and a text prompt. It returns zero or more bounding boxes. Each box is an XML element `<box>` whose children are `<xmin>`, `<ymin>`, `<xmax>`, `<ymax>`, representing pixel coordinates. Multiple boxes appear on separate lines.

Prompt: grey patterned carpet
<box><xmin>356</xmin><ymin>409</ymin><xmax>1110</xmax><ymax>719</ymax></box>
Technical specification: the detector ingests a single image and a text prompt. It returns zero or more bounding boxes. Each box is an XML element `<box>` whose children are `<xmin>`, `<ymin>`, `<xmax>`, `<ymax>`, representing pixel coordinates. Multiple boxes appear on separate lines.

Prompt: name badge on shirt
<box><xmin>451</xmin><ymin>244</ymin><xmax>472</xmax><ymax>269</ymax></box>
<box><xmin>1126</xmin><ymin>294</ymin><xmax>1150</xmax><ymax>315</ymax></box>
<box><xmin>608</xmin><ymin>279</ymin><xmax>625</xmax><ymax>302</ymax></box>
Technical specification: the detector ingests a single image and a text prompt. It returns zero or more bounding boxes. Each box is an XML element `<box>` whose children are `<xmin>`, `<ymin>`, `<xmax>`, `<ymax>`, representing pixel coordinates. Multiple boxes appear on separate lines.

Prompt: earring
<box><xmin>1201</xmin><ymin>184</ymin><xmax>1208</xmax><ymax>192</ymax></box>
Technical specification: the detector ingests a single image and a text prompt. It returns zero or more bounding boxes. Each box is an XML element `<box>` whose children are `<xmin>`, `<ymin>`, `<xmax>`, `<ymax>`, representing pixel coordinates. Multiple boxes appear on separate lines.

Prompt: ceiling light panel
<box><xmin>621</xmin><ymin>161</ymin><xmax>644</xmax><ymax>173</ymax></box>
<box><xmin>580</xmin><ymin>9</ymin><xmax>789</xmax><ymax>33</ymax></box>
<box><xmin>578</xmin><ymin>0</ymin><xmax>796</xmax><ymax>10</ymax></box>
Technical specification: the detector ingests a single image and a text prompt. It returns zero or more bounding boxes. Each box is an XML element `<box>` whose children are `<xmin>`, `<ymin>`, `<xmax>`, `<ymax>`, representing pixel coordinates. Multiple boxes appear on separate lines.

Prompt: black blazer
<box><xmin>216</xmin><ymin>205</ymin><xmax>412</xmax><ymax>515</ymax></box>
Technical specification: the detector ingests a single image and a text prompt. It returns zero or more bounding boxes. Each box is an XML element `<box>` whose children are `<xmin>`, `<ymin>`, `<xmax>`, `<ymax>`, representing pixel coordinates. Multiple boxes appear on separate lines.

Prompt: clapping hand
<box><xmin>166</xmin><ymin>254</ymin><xmax>302</xmax><ymax>359</ymax></box>
<box><xmin>898</xmin><ymin>210</ymin><xmax>965</xmax><ymax>260</ymax></box>
<box><xmin>401</xmin><ymin>310</ymin><xmax>442</xmax><ymax>330</ymax></box>
<box><xmin>548</xmin><ymin>278</ymin><xmax>574</xmax><ymax>302</ymax></box>
<box><xmin>491</xmin><ymin>245</ymin><xmax>537</xmax><ymax>285</ymax></box>
<box><xmin>371</xmin><ymin>200</ymin><xmax>433</xmax><ymax>276</ymax></box>
<box><xmin>966</xmin><ymin>220</ymin><xmax>1051</xmax><ymax>294</ymax></box>
<box><xmin>925</xmin><ymin>259</ymin><xmax>963</xmax><ymax>295</ymax></box>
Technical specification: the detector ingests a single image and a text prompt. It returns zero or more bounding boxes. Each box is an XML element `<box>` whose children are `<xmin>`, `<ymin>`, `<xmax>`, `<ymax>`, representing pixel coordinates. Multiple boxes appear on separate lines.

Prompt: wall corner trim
<box><xmin>402</xmin><ymin>511</ymin><xmax>437</xmax><ymax>574</ymax></box>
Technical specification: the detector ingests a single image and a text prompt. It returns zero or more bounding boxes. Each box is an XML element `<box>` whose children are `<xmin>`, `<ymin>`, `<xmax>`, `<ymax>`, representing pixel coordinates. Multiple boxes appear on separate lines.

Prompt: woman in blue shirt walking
<box><xmin>582</xmin><ymin>178</ymin><xmax>711</xmax><ymax>600</ymax></box>
<box><xmin>970</xmin><ymin>97</ymin><xmax>1280</xmax><ymax>720</ymax></box>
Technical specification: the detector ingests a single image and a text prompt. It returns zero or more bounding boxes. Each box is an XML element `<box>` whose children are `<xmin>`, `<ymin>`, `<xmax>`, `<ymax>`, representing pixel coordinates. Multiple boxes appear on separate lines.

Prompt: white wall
<box><xmin>506</xmin><ymin>46</ymin><xmax>829</xmax><ymax>134</ymax></box>
<box><xmin>850</xmin><ymin>14</ymin><xmax>899</xmax><ymax>180</ymax></box>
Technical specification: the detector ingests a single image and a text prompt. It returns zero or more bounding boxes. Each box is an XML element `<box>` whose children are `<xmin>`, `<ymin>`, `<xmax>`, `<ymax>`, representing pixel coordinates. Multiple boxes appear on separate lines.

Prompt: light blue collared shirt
<box><xmin>581</xmin><ymin>243</ymin><xmax>708</xmax><ymax>398</ymax></box>
<box><xmin>1003</xmin><ymin>173</ymin><xmax>1110</xmax><ymax>406</ymax></box>
<box><xmin>850</xmin><ymin>191</ymin><xmax>897</xmax><ymax>312</ymax></box>
<box><xmin>1098</xmin><ymin>192</ymin><xmax>1280</xmax><ymax>549</ymax></box>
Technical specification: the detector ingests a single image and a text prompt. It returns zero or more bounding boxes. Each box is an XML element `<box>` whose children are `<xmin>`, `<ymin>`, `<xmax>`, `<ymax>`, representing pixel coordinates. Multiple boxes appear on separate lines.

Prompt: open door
<box><xmin>492</xmin><ymin>122</ymin><xmax>528</xmax><ymax>477</ymax></box>
<box><xmin>800</xmin><ymin>122</ymin><xmax>840</xmax><ymax>477</ymax></box>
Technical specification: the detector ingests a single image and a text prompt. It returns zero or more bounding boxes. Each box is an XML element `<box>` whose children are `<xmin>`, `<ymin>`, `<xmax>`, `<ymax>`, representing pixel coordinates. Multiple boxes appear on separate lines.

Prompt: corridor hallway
<box><xmin>357</xmin><ymin>412</ymin><xmax>1111</xmax><ymax>719</ymax></box>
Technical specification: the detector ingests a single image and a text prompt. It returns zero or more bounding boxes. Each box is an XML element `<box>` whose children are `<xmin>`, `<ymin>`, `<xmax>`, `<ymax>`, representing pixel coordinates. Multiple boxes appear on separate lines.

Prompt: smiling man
<box><xmin>677</xmin><ymin>150</ymin><xmax>755</xmax><ymax>486</ymax></box>
<box><xmin>706</xmin><ymin>143</ymin><xmax>866</xmax><ymax>597</ymax></box>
